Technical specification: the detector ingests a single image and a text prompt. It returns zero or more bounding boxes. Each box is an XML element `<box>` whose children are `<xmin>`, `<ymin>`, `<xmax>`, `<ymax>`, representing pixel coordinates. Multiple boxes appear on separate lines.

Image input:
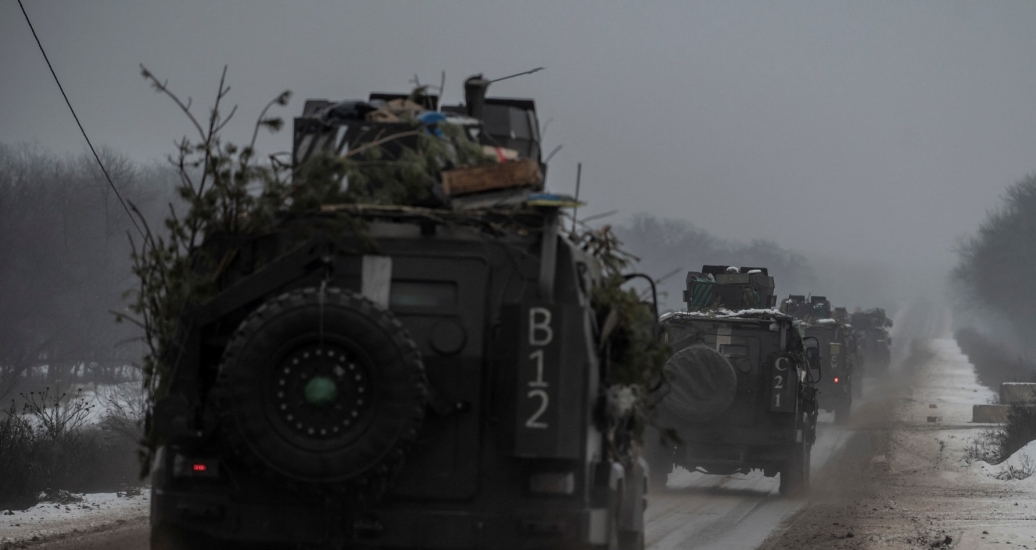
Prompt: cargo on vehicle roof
<box><xmin>683</xmin><ymin>265</ymin><xmax>777</xmax><ymax>311</ymax></box>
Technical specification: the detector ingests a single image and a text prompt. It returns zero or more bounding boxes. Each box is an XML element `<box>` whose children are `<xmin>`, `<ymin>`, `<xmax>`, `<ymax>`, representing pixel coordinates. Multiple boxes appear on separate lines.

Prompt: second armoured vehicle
<box><xmin>148</xmin><ymin>81</ymin><xmax>650</xmax><ymax>550</ymax></box>
<box><xmin>784</xmin><ymin>296</ymin><xmax>857</xmax><ymax>423</ymax></box>
<box><xmin>645</xmin><ymin>266</ymin><xmax>820</xmax><ymax>496</ymax></box>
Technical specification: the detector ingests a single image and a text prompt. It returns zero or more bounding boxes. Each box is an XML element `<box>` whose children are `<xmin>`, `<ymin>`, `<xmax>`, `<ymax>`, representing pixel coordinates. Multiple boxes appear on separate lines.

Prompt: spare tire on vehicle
<box><xmin>659</xmin><ymin>344</ymin><xmax>738</xmax><ymax>421</ymax></box>
<box><xmin>214</xmin><ymin>287</ymin><xmax>426</xmax><ymax>490</ymax></box>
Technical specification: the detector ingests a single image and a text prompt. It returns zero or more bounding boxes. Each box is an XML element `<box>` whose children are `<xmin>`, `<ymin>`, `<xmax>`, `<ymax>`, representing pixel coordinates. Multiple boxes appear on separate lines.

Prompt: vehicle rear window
<box><xmin>720</xmin><ymin>344</ymin><xmax>750</xmax><ymax>357</ymax></box>
<box><xmin>389</xmin><ymin>281</ymin><xmax>458</xmax><ymax>308</ymax></box>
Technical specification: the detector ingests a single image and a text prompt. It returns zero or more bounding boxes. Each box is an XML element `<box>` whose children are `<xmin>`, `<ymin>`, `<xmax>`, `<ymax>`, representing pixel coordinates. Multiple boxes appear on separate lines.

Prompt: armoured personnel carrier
<box><xmin>783</xmin><ymin>296</ymin><xmax>857</xmax><ymax>423</ymax></box>
<box><xmin>148</xmin><ymin>82</ymin><xmax>649</xmax><ymax>550</ymax></box>
<box><xmin>645</xmin><ymin>266</ymin><xmax>820</xmax><ymax>496</ymax></box>
<box><xmin>803</xmin><ymin>321</ymin><xmax>855</xmax><ymax>422</ymax></box>
<box><xmin>834</xmin><ymin>306</ymin><xmax>864</xmax><ymax>392</ymax></box>
<box><xmin>851</xmin><ymin>308</ymin><xmax>893</xmax><ymax>373</ymax></box>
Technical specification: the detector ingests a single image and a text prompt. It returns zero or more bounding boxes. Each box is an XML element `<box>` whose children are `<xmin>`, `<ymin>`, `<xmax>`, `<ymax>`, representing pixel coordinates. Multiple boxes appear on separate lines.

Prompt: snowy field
<box><xmin>0</xmin><ymin>490</ymin><xmax>150</xmax><ymax>546</ymax></box>
<box><xmin>1</xmin><ymin>367</ymin><xmax>148</xmax><ymax>547</ymax></box>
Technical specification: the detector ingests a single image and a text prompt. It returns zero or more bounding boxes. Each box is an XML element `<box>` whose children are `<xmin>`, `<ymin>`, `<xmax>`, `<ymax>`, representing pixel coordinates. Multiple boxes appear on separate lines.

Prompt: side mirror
<box><xmin>805</xmin><ymin>347</ymin><xmax>820</xmax><ymax>365</ymax></box>
<box><xmin>623</xmin><ymin>272</ymin><xmax>660</xmax><ymax>335</ymax></box>
<box><xmin>803</xmin><ymin>336</ymin><xmax>821</xmax><ymax>381</ymax></box>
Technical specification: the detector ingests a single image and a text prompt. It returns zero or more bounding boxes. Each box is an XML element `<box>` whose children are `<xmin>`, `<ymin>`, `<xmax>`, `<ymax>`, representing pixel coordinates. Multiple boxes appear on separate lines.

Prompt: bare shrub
<box><xmin>100</xmin><ymin>384</ymin><xmax>146</xmax><ymax>444</ymax></box>
<box><xmin>964</xmin><ymin>404</ymin><xmax>1036</xmax><ymax>480</ymax></box>
<box><xmin>0</xmin><ymin>401</ymin><xmax>38</xmax><ymax>509</ymax></box>
<box><xmin>963</xmin><ymin>426</ymin><xmax>1002</xmax><ymax>465</ymax></box>
<box><xmin>996</xmin><ymin>453</ymin><xmax>1036</xmax><ymax>481</ymax></box>
<box><xmin>20</xmin><ymin>387</ymin><xmax>94</xmax><ymax>440</ymax></box>
<box><xmin>0</xmin><ymin>388</ymin><xmax>142</xmax><ymax>510</ymax></box>
<box><xmin>996</xmin><ymin>405</ymin><xmax>1036</xmax><ymax>464</ymax></box>
<box><xmin>954</xmin><ymin>329</ymin><xmax>1036</xmax><ymax>477</ymax></box>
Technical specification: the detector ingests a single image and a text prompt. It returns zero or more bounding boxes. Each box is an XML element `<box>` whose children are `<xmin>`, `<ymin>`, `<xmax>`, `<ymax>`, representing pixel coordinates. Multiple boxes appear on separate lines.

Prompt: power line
<box><xmin>17</xmin><ymin>0</ymin><xmax>146</xmax><ymax>241</ymax></box>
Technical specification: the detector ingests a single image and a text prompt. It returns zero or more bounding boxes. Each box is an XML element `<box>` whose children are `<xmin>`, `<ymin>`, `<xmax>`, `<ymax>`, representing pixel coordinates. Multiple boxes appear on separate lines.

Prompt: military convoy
<box><xmin>145</xmin><ymin>77</ymin><xmax>899</xmax><ymax>549</ymax></box>
<box><xmin>644</xmin><ymin>267</ymin><xmax>820</xmax><ymax>496</ymax></box>
<box><xmin>781</xmin><ymin>296</ymin><xmax>859</xmax><ymax>423</ymax></box>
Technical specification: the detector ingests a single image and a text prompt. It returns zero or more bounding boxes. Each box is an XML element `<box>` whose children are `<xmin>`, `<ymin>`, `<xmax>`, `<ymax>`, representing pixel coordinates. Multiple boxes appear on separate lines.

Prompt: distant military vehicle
<box><xmin>781</xmin><ymin>294</ymin><xmax>831</xmax><ymax>320</ymax></box>
<box><xmin>834</xmin><ymin>307</ymin><xmax>864</xmax><ymax>394</ymax></box>
<box><xmin>645</xmin><ymin>266</ymin><xmax>820</xmax><ymax>496</ymax></box>
<box><xmin>851</xmin><ymin>308</ymin><xmax>893</xmax><ymax>373</ymax></box>
<box><xmin>149</xmin><ymin>83</ymin><xmax>649</xmax><ymax>550</ymax></box>
<box><xmin>783</xmin><ymin>296</ymin><xmax>857</xmax><ymax>423</ymax></box>
<box><xmin>804</xmin><ymin>320</ymin><xmax>855</xmax><ymax>422</ymax></box>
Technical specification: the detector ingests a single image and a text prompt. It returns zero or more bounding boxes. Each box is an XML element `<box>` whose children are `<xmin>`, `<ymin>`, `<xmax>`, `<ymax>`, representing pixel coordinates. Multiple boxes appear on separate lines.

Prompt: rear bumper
<box><xmin>672</xmin><ymin>425</ymin><xmax>804</xmax><ymax>472</ymax></box>
<box><xmin>817</xmin><ymin>379</ymin><xmax>851</xmax><ymax>410</ymax></box>
<box><xmin>151</xmin><ymin>484</ymin><xmax>611</xmax><ymax>549</ymax></box>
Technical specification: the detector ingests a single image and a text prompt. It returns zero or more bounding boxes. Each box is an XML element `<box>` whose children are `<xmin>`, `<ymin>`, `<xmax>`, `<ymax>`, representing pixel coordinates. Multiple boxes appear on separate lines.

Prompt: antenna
<box><xmin>571</xmin><ymin>162</ymin><xmax>582</xmax><ymax>232</ymax></box>
<box><xmin>491</xmin><ymin>67</ymin><xmax>545</xmax><ymax>84</ymax></box>
<box><xmin>437</xmin><ymin>70</ymin><xmax>446</xmax><ymax>112</ymax></box>
<box><xmin>580</xmin><ymin>209</ymin><xmax>618</xmax><ymax>223</ymax></box>
<box><xmin>544</xmin><ymin>144</ymin><xmax>563</xmax><ymax>165</ymax></box>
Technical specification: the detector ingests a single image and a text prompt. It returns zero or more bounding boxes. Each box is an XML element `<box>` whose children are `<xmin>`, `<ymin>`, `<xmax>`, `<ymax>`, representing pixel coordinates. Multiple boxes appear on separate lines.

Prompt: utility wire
<box><xmin>17</xmin><ymin>0</ymin><xmax>145</xmax><ymax>241</ymax></box>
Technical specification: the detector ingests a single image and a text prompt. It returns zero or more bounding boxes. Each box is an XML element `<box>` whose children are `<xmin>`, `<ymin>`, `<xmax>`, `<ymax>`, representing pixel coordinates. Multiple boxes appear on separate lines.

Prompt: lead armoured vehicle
<box><xmin>149</xmin><ymin>83</ymin><xmax>649</xmax><ymax>550</ymax></box>
<box><xmin>783</xmin><ymin>296</ymin><xmax>857</xmax><ymax>423</ymax></box>
<box><xmin>645</xmin><ymin>267</ymin><xmax>820</xmax><ymax>496</ymax></box>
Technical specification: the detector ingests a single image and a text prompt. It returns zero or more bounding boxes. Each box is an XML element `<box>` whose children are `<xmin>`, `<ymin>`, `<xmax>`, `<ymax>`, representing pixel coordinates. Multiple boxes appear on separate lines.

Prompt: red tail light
<box><xmin>172</xmin><ymin>454</ymin><xmax>220</xmax><ymax>479</ymax></box>
<box><xmin>833</xmin><ymin>377</ymin><xmax>840</xmax><ymax>384</ymax></box>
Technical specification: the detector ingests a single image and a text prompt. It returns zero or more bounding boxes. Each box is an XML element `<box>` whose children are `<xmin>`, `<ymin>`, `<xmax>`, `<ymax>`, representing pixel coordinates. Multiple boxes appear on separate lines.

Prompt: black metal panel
<box><xmin>499</xmin><ymin>303</ymin><xmax>585</xmax><ymax>459</ymax></box>
<box><xmin>388</xmin><ymin>255</ymin><xmax>488</xmax><ymax>500</ymax></box>
<box><xmin>768</xmin><ymin>354</ymin><xmax>797</xmax><ymax>413</ymax></box>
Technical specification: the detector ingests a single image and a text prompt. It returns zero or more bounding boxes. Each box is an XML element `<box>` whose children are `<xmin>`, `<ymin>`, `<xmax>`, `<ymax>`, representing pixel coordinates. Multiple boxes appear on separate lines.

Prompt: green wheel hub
<box><xmin>304</xmin><ymin>376</ymin><xmax>338</xmax><ymax>407</ymax></box>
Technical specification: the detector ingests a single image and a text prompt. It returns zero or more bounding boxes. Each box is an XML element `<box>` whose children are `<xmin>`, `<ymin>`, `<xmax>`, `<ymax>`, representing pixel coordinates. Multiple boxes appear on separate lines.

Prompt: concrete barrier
<box><xmin>970</xmin><ymin>383</ymin><xmax>1036</xmax><ymax>423</ymax></box>
<box><xmin>1000</xmin><ymin>383</ymin><xmax>1036</xmax><ymax>405</ymax></box>
<box><xmin>973</xmin><ymin>404</ymin><xmax>1011</xmax><ymax>424</ymax></box>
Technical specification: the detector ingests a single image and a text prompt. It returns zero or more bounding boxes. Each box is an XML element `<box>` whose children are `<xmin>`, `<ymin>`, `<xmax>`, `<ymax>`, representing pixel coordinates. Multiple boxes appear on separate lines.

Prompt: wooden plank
<box><xmin>441</xmin><ymin>159</ymin><xmax>543</xmax><ymax>197</ymax></box>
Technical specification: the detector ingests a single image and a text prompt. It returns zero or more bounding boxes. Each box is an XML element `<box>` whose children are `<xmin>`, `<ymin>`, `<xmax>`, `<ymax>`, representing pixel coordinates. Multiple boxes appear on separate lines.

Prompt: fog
<box><xmin>4</xmin><ymin>1</ymin><xmax>1036</xmax><ymax>309</ymax></box>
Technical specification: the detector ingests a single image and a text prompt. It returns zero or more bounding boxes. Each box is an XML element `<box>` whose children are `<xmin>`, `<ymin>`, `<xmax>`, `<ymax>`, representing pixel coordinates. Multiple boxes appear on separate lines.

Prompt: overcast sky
<box><xmin>3</xmin><ymin>1</ymin><xmax>1035</xmax><ymax>301</ymax></box>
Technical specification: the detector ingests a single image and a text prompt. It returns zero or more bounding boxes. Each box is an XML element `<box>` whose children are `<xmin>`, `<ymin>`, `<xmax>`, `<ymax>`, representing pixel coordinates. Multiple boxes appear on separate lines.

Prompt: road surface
<box><xmin>645</xmin><ymin>417</ymin><xmax>857</xmax><ymax>550</ymax></box>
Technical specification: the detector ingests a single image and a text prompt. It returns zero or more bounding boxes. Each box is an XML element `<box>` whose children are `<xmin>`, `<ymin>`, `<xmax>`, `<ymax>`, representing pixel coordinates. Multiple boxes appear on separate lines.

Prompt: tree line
<box><xmin>954</xmin><ymin>173</ymin><xmax>1036</xmax><ymax>348</ymax></box>
<box><xmin>0</xmin><ymin>143</ymin><xmax>173</xmax><ymax>399</ymax></box>
<box><xmin>614</xmin><ymin>214</ymin><xmax>819</xmax><ymax>311</ymax></box>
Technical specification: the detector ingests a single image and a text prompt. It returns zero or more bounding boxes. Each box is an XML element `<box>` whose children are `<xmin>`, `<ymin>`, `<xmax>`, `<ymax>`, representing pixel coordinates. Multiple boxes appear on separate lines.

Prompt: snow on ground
<box><xmin>969</xmin><ymin>429</ymin><xmax>1036</xmax><ymax>485</ymax></box>
<box><xmin>923</xmin><ymin>338</ymin><xmax>1036</xmax><ymax>485</ymax></box>
<box><xmin>763</xmin><ymin>334</ymin><xmax>1036</xmax><ymax>549</ymax></box>
<box><xmin>898</xmin><ymin>338</ymin><xmax>998</xmax><ymax>485</ymax></box>
<box><xmin>999</xmin><ymin>441</ymin><xmax>1036</xmax><ymax>472</ymax></box>
<box><xmin>916</xmin><ymin>338</ymin><xmax>996</xmax><ymax>420</ymax></box>
<box><xmin>2</xmin><ymin>376</ymin><xmax>148</xmax><ymax>546</ymax></box>
<box><xmin>0</xmin><ymin>490</ymin><xmax>150</xmax><ymax>546</ymax></box>
<box><xmin>891</xmin><ymin>338</ymin><xmax>1036</xmax><ymax>548</ymax></box>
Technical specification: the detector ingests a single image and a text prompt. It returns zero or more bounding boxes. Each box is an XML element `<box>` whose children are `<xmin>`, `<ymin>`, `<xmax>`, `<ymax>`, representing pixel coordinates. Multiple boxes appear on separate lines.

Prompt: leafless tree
<box><xmin>0</xmin><ymin>143</ymin><xmax>173</xmax><ymax>399</ymax></box>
